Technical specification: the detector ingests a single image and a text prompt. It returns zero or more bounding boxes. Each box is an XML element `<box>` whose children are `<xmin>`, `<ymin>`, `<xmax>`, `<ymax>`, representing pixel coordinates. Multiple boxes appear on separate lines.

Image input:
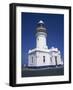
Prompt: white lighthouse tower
<box><xmin>28</xmin><ymin>20</ymin><xmax>63</xmax><ymax>67</ymax></box>
<box><xmin>36</xmin><ymin>20</ymin><xmax>48</xmax><ymax>49</ymax></box>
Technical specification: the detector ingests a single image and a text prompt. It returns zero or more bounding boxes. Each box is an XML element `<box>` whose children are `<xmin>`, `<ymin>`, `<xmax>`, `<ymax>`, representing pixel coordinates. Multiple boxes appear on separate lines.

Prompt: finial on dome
<box><xmin>38</xmin><ymin>20</ymin><xmax>44</xmax><ymax>24</ymax></box>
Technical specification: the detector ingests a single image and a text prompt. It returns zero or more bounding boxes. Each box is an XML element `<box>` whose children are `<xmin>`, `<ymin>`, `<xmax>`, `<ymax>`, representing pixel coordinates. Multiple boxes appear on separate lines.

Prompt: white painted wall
<box><xmin>28</xmin><ymin>49</ymin><xmax>62</xmax><ymax>67</ymax></box>
<box><xmin>57</xmin><ymin>55</ymin><xmax>62</xmax><ymax>65</ymax></box>
<box><xmin>36</xmin><ymin>51</ymin><xmax>50</xmax><ymax>66</ymax></box>
<box><xmin>28</xmin><ymin>53</ymin><xmax>37</xmax><ymax>67</ymax></box>
<box><xmin>36</xmin><ymin>32</ymin><xmax>48</xmax><ymax>49</ymax></box>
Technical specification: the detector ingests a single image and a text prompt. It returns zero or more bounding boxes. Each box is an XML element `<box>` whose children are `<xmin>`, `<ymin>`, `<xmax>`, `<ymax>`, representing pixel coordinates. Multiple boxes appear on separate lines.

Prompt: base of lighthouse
<box><xmin>28</xmin><ymin>47</ymin><xmax>63</xmax><ymax>67</ymax></box>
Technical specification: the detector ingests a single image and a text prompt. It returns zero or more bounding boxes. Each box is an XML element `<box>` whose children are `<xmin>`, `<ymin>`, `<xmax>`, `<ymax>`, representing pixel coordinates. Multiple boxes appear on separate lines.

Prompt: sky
<box><xmin>21</xmin><ymin>12</ymin><xmax>64</xmax><ymax>66</ymax></box>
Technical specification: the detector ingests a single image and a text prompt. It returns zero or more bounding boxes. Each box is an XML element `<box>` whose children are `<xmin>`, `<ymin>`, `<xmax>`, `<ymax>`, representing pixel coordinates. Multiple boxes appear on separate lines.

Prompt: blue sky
<box><xmin>21</xmin><ymin>12</ymin><xmax>64</xmax><ymax>65</ymax></box>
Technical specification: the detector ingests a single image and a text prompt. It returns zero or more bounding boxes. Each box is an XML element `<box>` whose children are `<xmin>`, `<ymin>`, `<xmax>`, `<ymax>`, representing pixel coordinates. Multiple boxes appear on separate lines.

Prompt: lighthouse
<box><xmin>28</xmin><ymin>20</ymin><xmax>63</xmax><ymax>67</ymax></box>
<box><xmin>36</xmin><ymin>20</ymin><xmax>48</xmax><ymax>49</ymax></box>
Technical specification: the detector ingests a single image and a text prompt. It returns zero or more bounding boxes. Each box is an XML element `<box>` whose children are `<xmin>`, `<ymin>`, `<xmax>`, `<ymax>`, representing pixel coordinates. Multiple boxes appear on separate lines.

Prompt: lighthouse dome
<box><xmin>38</xmin><ymin>20</ymin><xmax>44</xmax><ymax>24</ymax></box>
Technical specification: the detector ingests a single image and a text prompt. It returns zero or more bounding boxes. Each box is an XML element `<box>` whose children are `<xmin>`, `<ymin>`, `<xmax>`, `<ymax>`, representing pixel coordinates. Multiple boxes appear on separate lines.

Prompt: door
<box><xmin>55</xmin><ymin>56</ymin><xmax>57</xmax><ymax>65</ymax></box>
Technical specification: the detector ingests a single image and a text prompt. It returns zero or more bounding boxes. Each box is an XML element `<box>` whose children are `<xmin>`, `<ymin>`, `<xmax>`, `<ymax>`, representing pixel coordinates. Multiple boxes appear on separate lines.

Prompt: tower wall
<box><xmin>36</xmin><ymin>32</ymin><xmax>48</xmax><ymax>49</ymax></box>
